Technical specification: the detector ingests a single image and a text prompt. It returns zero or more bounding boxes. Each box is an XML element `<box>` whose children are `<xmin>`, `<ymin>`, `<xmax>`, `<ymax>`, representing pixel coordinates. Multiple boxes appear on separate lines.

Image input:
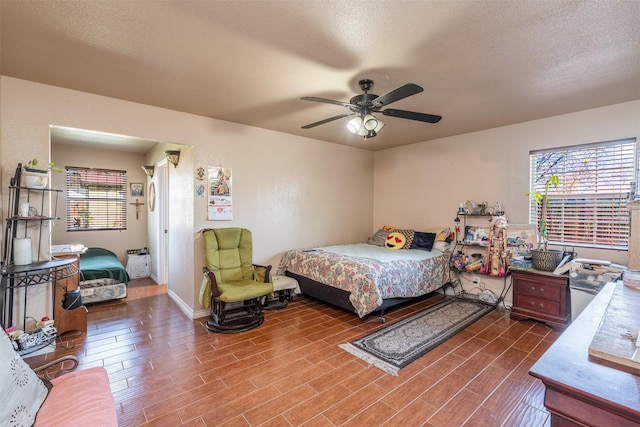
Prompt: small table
<box><xmin>126</xmin><ymin>254</ymin><xmax>151</xmax><ymax>279</ymax></box>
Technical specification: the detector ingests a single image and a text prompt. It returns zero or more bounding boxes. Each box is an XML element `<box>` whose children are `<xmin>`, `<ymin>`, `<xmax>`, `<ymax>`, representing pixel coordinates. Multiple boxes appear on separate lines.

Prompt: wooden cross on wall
<box><xmin>130</xmin><ymin>198</ymin><xmax>144</xmax><ymax>220</ymax></box>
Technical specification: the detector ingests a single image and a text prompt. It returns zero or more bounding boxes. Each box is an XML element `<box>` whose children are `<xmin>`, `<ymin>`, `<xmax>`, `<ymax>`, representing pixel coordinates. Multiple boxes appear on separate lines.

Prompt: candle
<box><xmin>13</xmin><ymin>237</ymin><xmax>32</xmax><ymax>265</ymax></box>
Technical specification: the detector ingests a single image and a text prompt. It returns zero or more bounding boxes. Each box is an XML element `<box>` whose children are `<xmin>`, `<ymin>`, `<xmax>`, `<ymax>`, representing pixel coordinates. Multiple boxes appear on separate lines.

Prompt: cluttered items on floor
<box><xmin>569</xmin><ymin>258</ymin><xmax>625</xmax><ymax>293</ymax></box>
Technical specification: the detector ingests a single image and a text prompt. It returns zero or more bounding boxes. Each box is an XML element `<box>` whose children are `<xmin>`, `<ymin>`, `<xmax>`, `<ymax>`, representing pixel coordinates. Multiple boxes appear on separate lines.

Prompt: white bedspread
<box><xmin>318</xmin><ymin>243</ymin><xmax>443</xmax><ymax>262</ymax></box>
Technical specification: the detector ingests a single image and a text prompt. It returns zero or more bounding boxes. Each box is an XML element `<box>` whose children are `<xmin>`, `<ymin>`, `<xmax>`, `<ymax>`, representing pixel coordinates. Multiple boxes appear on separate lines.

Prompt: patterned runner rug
<box><xmin>340</xmin><ymin>298</ymin><xmax>494</xmax><ymax>376</ymax></box>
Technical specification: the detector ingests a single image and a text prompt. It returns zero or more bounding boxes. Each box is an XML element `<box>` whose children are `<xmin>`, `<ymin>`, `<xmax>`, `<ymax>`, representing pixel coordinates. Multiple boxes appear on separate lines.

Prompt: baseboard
<box><xmin>166</xmin><ymin>289</ymin><xmax>197</xmax><ymax>319</ymax></box>
<box><xmin>192</xmin><ymin>308</ymin><xmax>209</xmax><ymax>320</ymax></box>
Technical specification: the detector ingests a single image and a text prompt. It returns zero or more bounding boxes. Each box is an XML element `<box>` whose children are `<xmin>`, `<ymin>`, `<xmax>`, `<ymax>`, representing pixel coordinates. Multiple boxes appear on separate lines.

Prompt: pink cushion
<box><xmin>35</xmin><ymin>367</ymin><xmax>117</xmax><ymax>426</ymax></box>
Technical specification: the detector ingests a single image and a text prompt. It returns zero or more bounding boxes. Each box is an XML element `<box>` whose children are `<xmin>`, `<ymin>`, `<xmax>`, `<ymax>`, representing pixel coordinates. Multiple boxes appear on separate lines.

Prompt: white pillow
<box><xmin>434</xmin><ymin>241</ymin><xmax>452</xmax><ymax>252</ymax></box>
<box><xmin>0</xmin><ymin>331</ymin><xmax>49</xmax><ymax>426</ymax></box>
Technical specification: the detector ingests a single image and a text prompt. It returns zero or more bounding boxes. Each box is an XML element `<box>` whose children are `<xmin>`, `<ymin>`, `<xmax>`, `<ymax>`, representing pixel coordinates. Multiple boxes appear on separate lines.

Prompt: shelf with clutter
<box><xmin>1</xmin><ymin>163</ymin><xmax>83</xmax><ymax>352</ymax></box>
<box><xmin>451</xmin><ymin>201</ymin><xmax>510</xmax><ymax>277</ymax></box>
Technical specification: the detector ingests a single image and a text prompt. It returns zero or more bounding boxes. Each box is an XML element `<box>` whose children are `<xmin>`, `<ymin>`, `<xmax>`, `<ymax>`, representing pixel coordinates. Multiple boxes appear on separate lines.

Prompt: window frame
<box><xmin>65</xmin><ymin>166</ymin><xmax>128</xmax><ymax>231</ymax></box>
<box><xmin>529</xmin><ymin>138</ymin><xmax>637</xmax><ymax>250</ymax></box>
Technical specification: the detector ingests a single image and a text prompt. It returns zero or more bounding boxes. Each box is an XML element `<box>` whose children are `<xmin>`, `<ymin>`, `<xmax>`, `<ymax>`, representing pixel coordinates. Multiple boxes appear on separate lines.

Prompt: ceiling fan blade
<box><xmin>301</xmin><ymin>113</ymin><xmax>355</xmax><ymax>129</ymax></box>
<box><xmin>301</xmin><ymin>96</ymin><xmax>355</xmax><ymax>108</ymax></box>
<box><xmin>371</xmin><ymin>83</ymin><xmax>423</xmax><ymax>107</ymax></box>
<box><xmin>382</xmin><ymin>108</ymin><xmax>442</xmax><ymax>123</ymax></box>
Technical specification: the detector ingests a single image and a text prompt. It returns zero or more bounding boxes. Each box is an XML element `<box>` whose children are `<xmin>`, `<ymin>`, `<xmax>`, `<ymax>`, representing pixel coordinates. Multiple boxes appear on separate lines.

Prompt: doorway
<box><xmin>154</xmin><ymin>159</ymin><xmax>169</xmax><ymax>286</ymax></box>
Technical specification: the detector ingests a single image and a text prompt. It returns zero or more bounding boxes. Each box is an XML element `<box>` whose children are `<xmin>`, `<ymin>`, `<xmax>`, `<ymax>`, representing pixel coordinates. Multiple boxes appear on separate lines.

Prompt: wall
<box><xmin>374</xmin><ymin>99</ymin><xmax>640</xmax><ymax>302</ymax></box>
<box><xmin>50</xmin><ymin>144</ymin><xmax>149</xmax><ymax>263</ymax></box>
<box><xmin>1</xmin><ymin>77</ymin><xmax>374</xmax><ymax>320</ymax></box>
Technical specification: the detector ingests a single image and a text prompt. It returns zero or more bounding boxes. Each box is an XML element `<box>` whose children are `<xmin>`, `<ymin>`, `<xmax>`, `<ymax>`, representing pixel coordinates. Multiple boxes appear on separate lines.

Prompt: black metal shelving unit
<box><xmin>0</xmin><ymin>164</ymin><xmax>78</xmax><ymax>346</ymax></box>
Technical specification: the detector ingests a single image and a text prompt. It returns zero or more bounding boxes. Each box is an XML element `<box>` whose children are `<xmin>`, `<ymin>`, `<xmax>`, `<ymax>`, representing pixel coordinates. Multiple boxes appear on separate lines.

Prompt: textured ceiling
<box><xmin>2</xmin><ymin>1</ymin><xmax>640</xmax><ymax>151</ymax></box>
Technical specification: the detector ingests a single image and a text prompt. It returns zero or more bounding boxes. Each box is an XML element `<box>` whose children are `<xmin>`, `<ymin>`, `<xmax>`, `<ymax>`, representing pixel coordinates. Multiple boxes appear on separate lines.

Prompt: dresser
<box><xmin>510</xmin><ymin>269</ymin><xmax>570</xmax><ymax>330</ymax></box>
<box><xmin>530</xmin><ymin>282</ymin><xmax>640</xmax><ymax>426</ymax></box>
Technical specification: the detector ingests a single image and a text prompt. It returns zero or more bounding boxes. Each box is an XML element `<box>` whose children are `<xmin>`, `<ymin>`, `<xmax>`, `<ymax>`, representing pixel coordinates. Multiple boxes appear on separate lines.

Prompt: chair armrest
<box><xmin>253</xmin><ymin>264</ymin><xmax>272</xmax><ymax>283</ymax></box>
<box><xmin>33</xmin><ymin>355</ymin><xmax>79</xmax><ymax>380</ymax></box>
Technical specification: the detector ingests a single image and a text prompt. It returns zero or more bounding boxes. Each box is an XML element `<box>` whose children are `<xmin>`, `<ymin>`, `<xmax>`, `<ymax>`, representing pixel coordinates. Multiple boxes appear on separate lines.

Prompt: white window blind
<box><xmin>529</xmin><ymin>138</ymin><xmax>637</xmax><ymax>250</ymax></box>
<box><xmin>66</xmin><ymin>167</ymin><xmax>127</xmax><ymax>231</ymax></box>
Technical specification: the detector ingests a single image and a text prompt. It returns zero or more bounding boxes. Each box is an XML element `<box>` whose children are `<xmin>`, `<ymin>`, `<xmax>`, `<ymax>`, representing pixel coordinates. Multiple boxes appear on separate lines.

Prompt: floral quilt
<box><xmin>277</xmin><ymin>244</ymin><xmax>450</xmax><ymax>317</ymax></box>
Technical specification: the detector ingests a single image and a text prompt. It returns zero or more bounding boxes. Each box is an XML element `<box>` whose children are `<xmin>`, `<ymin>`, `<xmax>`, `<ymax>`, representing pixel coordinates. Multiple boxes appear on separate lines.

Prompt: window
<box><xmin>66</xmin><ymin>167</ymin><xmax>127</xmax><ymax>231</ymax></box>
<box><xmin>529</xmin><ymin>138</ymin><xmax>637</xmax><ymax>250</ymax></box>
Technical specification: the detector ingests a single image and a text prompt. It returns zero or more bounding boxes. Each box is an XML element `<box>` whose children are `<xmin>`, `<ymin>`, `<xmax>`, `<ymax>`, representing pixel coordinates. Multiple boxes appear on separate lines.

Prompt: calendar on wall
<box><xmin>207</xmin><ymin>167</ymin><xmax>233</xmax><ymax>221</ymax></box>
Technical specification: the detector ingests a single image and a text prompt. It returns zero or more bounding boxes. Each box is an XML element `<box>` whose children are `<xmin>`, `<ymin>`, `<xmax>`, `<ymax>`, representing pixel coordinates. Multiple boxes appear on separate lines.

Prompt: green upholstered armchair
<box><xmin>201</xmin><ymin>228</ymin><xmax>273</xmax><ymax>333</ymax></box>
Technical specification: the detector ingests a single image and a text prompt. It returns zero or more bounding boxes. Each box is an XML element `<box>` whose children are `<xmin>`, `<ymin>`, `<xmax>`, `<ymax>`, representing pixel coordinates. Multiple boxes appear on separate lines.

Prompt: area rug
<box><xmin>339</xmin><ymin>298</ymin><xmax>493</xmax><ymax>376</ymax></box>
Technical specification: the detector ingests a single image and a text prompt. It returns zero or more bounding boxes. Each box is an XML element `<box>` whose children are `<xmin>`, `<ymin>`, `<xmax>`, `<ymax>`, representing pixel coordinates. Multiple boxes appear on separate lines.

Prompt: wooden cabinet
<box><xmin>510</xmin><ymin>269</ymin><xmax>570</xmax><ymax>330</ymax></box>
<box><xmin>52</xmin><ymin>253</ymin><xmax>87</xmax><ymax>335</ymax></box>
<box><xmin>530</xmin><ymin>283</ymin><xmax>640</xmax><ymax>426</ymax></box>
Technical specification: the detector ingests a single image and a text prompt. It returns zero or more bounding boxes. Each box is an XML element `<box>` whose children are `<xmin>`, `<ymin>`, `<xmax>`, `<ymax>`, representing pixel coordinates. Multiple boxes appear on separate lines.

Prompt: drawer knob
<box><xmin>530</xmin><ymin>286</ymin><xmax>544</xmax><ymax>293</ymax></box>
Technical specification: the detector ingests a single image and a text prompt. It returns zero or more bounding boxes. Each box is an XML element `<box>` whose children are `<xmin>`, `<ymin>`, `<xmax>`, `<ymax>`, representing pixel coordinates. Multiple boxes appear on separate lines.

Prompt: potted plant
<box><xmin>528</xmin><ymin>174</ymin><xmax>564</xmax><ymax>271</ymax></box>
<box><xmin>22</xmin><ymin>158</ymin><xmax>63</xmax><ymax>189</ymax></box>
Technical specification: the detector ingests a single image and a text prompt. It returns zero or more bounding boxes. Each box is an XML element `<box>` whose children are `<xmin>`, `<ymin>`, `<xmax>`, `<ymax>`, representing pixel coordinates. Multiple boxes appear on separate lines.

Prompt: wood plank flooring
<box><xmin>26</xmin><ymin>282</ymin><xmax>558</xmax><ymax>426</ymax></box>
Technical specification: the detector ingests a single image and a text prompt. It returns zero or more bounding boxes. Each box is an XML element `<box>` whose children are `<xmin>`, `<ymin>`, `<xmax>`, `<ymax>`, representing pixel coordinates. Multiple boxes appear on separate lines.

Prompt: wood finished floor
<box><xmin>26</xmin><ymin>281</ymin><xmax>559</xmax><ymax>427</ymax></box>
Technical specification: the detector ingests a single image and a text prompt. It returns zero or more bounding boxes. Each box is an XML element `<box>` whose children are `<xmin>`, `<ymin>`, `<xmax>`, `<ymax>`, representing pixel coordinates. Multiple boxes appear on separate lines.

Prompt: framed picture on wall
<box><xmin>506</xmin><ymin>224</ymin><xmax>538</xmax><ymax>259</ymax></box>
<box><xmin>207</xmin><ymin>167</ymin><xmax>233</xmax><ymax>220</ymax></box>
<box><xmin>130</xmin><ymin>182</ymin><xmax>144</xmax><ymax>197</ymax></box>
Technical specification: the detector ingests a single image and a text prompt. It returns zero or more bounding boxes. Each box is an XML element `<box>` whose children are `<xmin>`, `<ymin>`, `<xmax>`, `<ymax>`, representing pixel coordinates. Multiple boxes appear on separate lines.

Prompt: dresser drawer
<box><xmin>514</xmin><ymin>280</ymin><xmax>561</xmax><ymax>301</ymax></box>
<box><xmin>517</xmin><ymin>294</ymin><xmax>561</xmax><ymax>316</ymax></box>
<box><xmin>510</xmin><ymin>269</ymin><xmax>571</xmax><ymax>330</ymax></box>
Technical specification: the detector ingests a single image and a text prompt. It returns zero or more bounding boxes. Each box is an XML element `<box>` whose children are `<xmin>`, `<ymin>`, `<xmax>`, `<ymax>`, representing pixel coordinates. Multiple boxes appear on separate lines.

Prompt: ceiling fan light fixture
<box><xmin>301</xmin><ymin>79</ymin><xmax>440</xmax><ymax>136</ymax></box>
<box><xmin>346</xmin><ymin>116</ymin><xmax>362</xmax><ymax>133</ymax></box>
<box><xmin>363</xmin><ymin>114</ymin><xmax>378</xmax><ymax>131</ymax></box>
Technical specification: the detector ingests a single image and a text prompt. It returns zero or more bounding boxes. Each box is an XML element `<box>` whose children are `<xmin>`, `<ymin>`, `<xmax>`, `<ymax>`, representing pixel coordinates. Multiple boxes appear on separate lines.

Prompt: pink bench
<box><xmin>1</xmin><ymin>330</ymin><xmax>117</xmax><ymax>426</ymax></box>
<box><xmin>35</xmin><ymin>365</ymin><xmax>117</xmax><ymax>426</ymax></box>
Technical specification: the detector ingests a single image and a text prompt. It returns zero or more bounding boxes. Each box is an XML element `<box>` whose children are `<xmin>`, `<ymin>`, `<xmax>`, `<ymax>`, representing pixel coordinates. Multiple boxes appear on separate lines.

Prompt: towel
<box><xmin>199</xmin><ymin>273</ymin><xmax>211</xmax><ymax>308</ymax></box>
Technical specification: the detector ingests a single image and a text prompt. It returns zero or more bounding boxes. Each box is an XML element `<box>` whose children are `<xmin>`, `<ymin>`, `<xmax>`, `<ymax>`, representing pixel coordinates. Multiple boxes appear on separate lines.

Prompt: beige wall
<box><xmin>3</xmin><ymin>74</ymin><xmax>638</xmax><ymax>317</ymax></box>
<box><xmin>1</xmin><ymin>76</ymin><xmax>374</xmax><ymax>320</ymax></box>
<box><xmin>374</xmin><ymin>99</ymin><xmax>640</xmax><ymax>301</ymax></box>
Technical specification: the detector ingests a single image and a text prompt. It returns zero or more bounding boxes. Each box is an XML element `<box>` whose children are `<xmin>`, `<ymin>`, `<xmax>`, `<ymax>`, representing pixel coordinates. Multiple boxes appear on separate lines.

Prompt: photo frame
<box><xmin>130</xmin><ymin>182</ymin><xmax>144</xmax><ymax>197</ymax></box>
<box><xmin>506</xmin><ymin>224</ymin><xmax>538</xmax><ymax>259</ymax></box>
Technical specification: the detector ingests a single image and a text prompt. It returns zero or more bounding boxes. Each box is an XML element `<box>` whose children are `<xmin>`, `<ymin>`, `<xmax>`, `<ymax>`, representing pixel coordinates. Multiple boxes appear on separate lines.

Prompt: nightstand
<box><xmin>510</xmin><ymin>269</ymin><xmax>571</xmax><ymax>330</ymax></box>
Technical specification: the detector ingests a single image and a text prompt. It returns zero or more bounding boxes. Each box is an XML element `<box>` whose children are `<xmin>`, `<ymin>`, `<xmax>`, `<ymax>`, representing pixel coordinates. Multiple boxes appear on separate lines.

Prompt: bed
<box><xmin>276</xmin><ymin>233</ymin><xmax>452</xmax><ymax>321</ymax></box>
<box><xmin>78</xmin><ymin>248</ymin><xmax>130</xmax><ymax>304</ymax></box>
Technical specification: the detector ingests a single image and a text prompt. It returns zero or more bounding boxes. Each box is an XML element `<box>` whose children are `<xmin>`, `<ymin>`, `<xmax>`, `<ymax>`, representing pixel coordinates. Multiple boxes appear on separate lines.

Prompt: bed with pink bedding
<box><xmin>277</xmin><ymin>243</ymin><xmax>451</xmax><ymax>320</ymax></box>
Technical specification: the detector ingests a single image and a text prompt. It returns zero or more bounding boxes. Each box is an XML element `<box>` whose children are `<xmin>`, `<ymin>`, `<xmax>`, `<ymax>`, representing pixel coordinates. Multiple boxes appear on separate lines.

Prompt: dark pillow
<box><xmin>411</xmin><ymin>231</ymin><xmax>437</xmax><ymax>251</ymax></box>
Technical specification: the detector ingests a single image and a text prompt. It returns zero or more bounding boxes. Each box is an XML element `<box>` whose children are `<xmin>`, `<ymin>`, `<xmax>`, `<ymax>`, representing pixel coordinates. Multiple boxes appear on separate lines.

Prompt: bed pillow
<box><xmin>384</xmin><ymin>229</ymin><xmax>414</xmax><ymax>249</ymax></box>
<box><xmin>367</xmin><ymin>229</ymin><xmax>390</xmax><ymax>246</ymax></box>
<box><xmin>434</xmin><ymin>241</ymin><xmax>453</xmax><ymax>252</ymax></box>
<box><xmin>411</xmin><ymin>231</ymin><xmax>437</xmax><ymax>251</ymax></box>
<box><xmin>436</xmin><ymin>227</ymin><xmax>453</xmax><ymax>242</ymax></box>
<box><xmin>0</xmin><ymin>331</ymin><xmax>49</xmax><ymax>426</ymax></box>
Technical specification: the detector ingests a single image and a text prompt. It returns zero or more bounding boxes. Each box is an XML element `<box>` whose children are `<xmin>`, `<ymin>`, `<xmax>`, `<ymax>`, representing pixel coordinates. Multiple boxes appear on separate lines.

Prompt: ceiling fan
<box><xmin>301</xmin><ymin>79</ymin><xmax>442</xmax><ymax>138</ymax></box>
